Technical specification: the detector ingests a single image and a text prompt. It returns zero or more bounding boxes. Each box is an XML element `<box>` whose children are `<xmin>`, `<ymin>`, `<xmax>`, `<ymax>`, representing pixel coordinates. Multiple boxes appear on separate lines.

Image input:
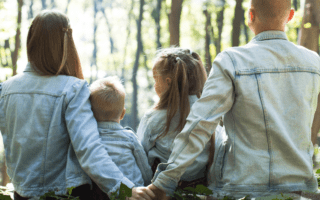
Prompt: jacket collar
<box><xmin>250</xmin><ymin>31</ymin><xmax>288</xmax><ymax>42</ymax></box>
<box><xmin>97</xmin><ymin>121</ymin><xmax>123</xmax><ymax>130</ymax></box>
<box><xmin>24</xmin><ymin>62</ymin><xmax>35</xmax><ymax>72</ymax></box>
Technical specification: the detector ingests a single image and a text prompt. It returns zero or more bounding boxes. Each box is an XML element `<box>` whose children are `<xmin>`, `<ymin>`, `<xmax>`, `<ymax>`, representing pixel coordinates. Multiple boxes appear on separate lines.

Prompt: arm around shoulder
<box><xmin>64</xmin><ymin>79</ymin><xmax>134</xmax><ymax>195</ymax></box>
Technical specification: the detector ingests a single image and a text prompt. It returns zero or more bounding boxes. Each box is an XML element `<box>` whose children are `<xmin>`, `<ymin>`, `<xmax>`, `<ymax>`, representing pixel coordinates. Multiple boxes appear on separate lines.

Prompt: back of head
<box><xmin>90</xmin><ymin>76</ymin><xmax>125</xmax><ymax>122</ymax></box>
<box><xmin>27</xmin><ymin>10</ymin><xmax>83</xmax><ymax>79</ymax></box>
<box><xmin>154</xmin><ymin>47</ymin><xmax>207</xmax><ymax>138</ymax></box>
<box><xmin>251</xmin><ymin>0</ymin><xmax>291</xmax><ymax>24</ymax></box>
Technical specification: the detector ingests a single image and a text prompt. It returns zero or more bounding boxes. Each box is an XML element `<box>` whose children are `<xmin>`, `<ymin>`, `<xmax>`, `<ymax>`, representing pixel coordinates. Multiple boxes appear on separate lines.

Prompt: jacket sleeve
<box><xmin>132</xmin><ymin>135</ymin><xmax>153</xmax><ymax>186</ymax></box>
<box><xmin>65</xmin><ymin>79</ymin><xmax>134</xmax><ymax>195</ymax></box>
<box><xmin>152</xmin><ymin>51</ymin><xmax>236</xmax><ymax>195</ymax></box>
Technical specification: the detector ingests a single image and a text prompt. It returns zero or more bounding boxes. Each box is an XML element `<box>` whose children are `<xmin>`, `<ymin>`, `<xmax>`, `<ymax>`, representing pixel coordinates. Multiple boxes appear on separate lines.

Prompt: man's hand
<box><xmin>147</xmin><ymin>184</ymin><xmax>170</xmax><ymax>200</ymax></box>
<box><xmin>126</xmin><ymin>187</ymin><xmax>156</xmax><ymax>200</ymax></box>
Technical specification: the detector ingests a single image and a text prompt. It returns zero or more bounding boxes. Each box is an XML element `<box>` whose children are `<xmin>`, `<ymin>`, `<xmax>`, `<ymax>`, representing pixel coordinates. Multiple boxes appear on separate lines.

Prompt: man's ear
<box><xmin>287</xmin><ymin>8</ymin><xmax>295</xmax><ymax>23</ymax></box>
<box><xmin>120</xmin><ymin>108</ymin><xmax>126</xmax><ymax>120</ymax></box>
<box><xmin>249</xmin><ymin>8</ymin><xmax>255</xmax><ymax>22</ymax></box>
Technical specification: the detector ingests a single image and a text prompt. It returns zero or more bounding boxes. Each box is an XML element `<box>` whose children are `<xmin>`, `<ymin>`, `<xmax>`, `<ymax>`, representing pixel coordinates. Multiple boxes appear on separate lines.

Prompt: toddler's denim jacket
<box><xmin>98</xmin><ymin>121</ymin><xmax>153</xmax><ymax>186</ymax></box>
<box><xmin>137</xmin><ymin>95</ymin><xmax>224</xmax><ymax>181</ymax></box>
<box><xmin>152</xmin><ymin>31</ymin><xmax>320</xmax><ymax>198</ymax></box>
<box><xmin>0</xmin><ymin>63</ymin><xmax>134</xmax><ymax>198</ymax></box>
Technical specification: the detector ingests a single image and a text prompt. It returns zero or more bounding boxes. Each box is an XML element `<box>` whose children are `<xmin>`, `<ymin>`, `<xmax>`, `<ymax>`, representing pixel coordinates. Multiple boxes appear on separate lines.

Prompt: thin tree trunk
<box><xmin>100</xmin><ymin>9</ymin><xmax>115</xmax><ymax>54</ymax></box>
<box><xmin>11</xmin><ymin>0</ymin><xmax>23</xmax><ymax>76</ymax></box>
<box><xmin>293</xmin><ymin>0</ymin><xmax>299</xmax><ymax>36</ymax></box>
<box><xmin>65</xmin><ymin>0</ymin><xmax>72</xmax><ymax>14</ymax></box>
<box><xmin>131</xmin><ymin>0</ymin><xmax>144</xmax><ymax>131</ymax></box>
<box><xmin>215</xmin><ymin>0</ymin><xmax>225</xmax><ymax>55</ymax></box>
<box><xmin>121</xmin><ymin>0</ymin><xmax>134</xmax><ymax>82</ymax></box>
<box><xmin>241</xmin><ymin>6</ymin><xmax>249</xmax><ymax>44</ymax></box>
<box><xmin>50</xmin><ymin>0</ymin><xmax>55</xmax><ymax>8</ymax></box>
<box><xmin>28</xmin><ymin>0</ymin><xmax>33</xmax><ymax>19</ymax></box>
<box><xmin>91</xmin><ymin>0</ymin><xmax>98</xmax><ymax>84</ymax></box>
<box><xmin>299</xmin><ymin>0</ymin><xmax>320</xmax><ymax>147</ymax></box>
<box><xmin>232</xmin><ymin>0</ymin><xmax>243</xmax><ymax>47</ymax></box>
<box><xmin>41</xmin><ymin>0</ymin><xmax>47</xmax><ymax>9</ymax></box>
<box><xmin>153</xmin><ymin>0</ymin><xmax>162</xmax><ymax>49</ymax></box>
<box><xmin>203</xmin><ymin>6</ymin><xmax>212</xmax><ymax>74</ymax></box>
<box><xmin>169</xmin><ymin>0</ymin><xmax>183</xmax><ymax>46</ymax></box>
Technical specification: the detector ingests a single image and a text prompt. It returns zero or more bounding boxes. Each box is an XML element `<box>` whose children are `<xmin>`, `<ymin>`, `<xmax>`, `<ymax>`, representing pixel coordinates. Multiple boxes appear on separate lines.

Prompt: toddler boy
<box><xmin>89</xmin><ymin>76</ymin><xmax>153</xmax><ymax>198</ymax></box>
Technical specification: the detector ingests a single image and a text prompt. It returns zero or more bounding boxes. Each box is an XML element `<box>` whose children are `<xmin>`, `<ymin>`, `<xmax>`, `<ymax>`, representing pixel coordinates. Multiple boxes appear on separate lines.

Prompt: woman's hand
<box><xmin>147</xmin><ymin>184</ymin><xmax>170</xmax><ymax>200</ymax></box>
<box><xmin>126</xmin><ymin>187</ymin><xmax>156</xmax><ymax>200</ymax></box>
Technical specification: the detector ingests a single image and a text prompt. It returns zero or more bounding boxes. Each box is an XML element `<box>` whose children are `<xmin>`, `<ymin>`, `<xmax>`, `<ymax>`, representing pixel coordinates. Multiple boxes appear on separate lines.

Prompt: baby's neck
<box><xmin>97</xmin><ymin>119</ymin><xmax>121</xmax><ymax>124</ymax></box>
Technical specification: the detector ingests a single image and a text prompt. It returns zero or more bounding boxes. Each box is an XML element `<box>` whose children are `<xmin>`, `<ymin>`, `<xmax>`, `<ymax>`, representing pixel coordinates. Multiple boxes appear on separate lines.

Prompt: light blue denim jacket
<box><xmin>0</xmin><ymin>63</ymin><xmax>134</xmax><ymax>198</ymax></box>
<box><xmin>152</xmin><ymin>31</ymin><xmax>320</xmax><ymax>198</ymax></box>
<box><xmin>97</xmin><ymin>121</ymin><xmax>153</xmax><ymax>186</ymax></box>
<box><xmin>137</xmin><ymin>95</ymin><xmax>224</xmax><ymax>181</ymax></box>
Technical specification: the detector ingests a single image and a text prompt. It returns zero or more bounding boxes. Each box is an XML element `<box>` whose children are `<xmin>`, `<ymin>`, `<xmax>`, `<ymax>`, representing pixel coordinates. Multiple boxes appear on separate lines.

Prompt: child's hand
<box><xmin>126</xmin><ymin>186</ymin><xmax>155</xmax><ymax>200</ymax></box>
<box><xmin>147</xmin><ymin>184</ymin><xmax>170</xmax><ymax>200</ymax></box>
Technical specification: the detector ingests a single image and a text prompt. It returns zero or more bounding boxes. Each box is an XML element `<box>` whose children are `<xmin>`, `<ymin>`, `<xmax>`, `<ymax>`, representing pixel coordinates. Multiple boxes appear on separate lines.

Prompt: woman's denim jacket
<box><xmin>0</xmin><ymin>63</ymin><xmax>134</xmax><ymax>198</ymax></box>
<box><xmin>152</xmin><ymin>31</ymin><xmax>320</xmax><ymax>198</ymax></box>
<box><xmin>137</xmin><ymin>95</ymin><xmax>224</xmax><ymax>181</ymax></box>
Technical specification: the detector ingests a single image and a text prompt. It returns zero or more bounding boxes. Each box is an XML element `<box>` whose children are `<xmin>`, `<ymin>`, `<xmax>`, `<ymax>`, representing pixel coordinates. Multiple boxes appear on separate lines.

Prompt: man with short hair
<box><xmin>148</xmin><ymin>0</ymin><xmax>320</xmax><ymax>198</ymax></box>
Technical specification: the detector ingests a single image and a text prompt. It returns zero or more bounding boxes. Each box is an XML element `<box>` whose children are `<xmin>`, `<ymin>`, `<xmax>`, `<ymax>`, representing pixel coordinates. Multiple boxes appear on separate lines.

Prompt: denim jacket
<box><xmin>0</xmin><ymin>63</ymin><xmax>134</xmax><ymax>198</ymax></box>
<box><xmin>152</xmin><ymin>31</ymin><xmax>320</xmax><ymax>198</ymax></box>
<box><xmin>97</xmin><ymin>122</ymin><xmax>153</xmax><ymax>186</ymax></box>
<box><xmin>137</xmin><ymin>95</ymin><xmax>223</xmax><ymax>181</ymax></box>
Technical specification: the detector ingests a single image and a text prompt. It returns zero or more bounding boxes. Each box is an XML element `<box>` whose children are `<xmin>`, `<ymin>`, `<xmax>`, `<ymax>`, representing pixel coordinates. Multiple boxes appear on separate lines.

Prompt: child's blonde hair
<box><xmin>90</xmin><ymin>76</ymin><xmax>125</xmax><ymax>122</ymax></box>
<box><xmin>153</xmin><ymin>47</ymin><xmax>207</xmax><ymax>139</ymax></box>
<box><xmin>27</xmin><ymin>10</ymin><xmax>83</xmax><ymax>79</ymax></box>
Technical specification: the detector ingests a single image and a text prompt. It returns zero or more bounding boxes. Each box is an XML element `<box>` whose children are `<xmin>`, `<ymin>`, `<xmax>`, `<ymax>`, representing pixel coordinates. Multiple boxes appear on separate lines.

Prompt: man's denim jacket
<box><xmin>0</xmin><ymin>63</ymin><xmax>134</xmax><ymax>198</ymax></box>
<box><xmin>152</xmin><ymin>31</ymin><xmax>320</xmax><ymax>198</ymax></box>
<box><xmin>98</xmin><ymin>122</ymin><xmax>153</xmax><ymax>186</ymax></box>
<box><xmin>137</xmin><ymin>95</ymin><xmax>224</xmax><ymax>181</ymax></box>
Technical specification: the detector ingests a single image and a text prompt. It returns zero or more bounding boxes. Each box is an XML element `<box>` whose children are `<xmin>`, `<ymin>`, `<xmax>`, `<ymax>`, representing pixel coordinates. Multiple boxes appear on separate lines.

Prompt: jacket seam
<box><xmin>255</xmin><ymin>74</ymin><xmax>272</xmax><ymax>189</ymax></box>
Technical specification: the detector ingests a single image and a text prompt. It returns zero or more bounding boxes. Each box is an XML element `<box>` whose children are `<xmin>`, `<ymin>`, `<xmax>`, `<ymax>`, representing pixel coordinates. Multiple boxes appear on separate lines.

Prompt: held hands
<box><xmin>147</xmin><ymin>184</ymin><xmax>170</xmax><ymax>200</ymax></box>
<box><xmin>126</xmin><ymin>186</ymin><xmax>155</xmax><ymax>200</ymax></box>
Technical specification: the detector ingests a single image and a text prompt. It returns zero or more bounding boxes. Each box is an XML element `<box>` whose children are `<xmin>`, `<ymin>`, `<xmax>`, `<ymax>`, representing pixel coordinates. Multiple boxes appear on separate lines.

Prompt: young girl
<box><xmin>0</xmin><ymin>10</ymin><xmax>154</xmax><ymax>200</ymax></box>
<box><xmin>137</xmin><ymin>48</ymin><xmax>223</xmax><ymax>188</ymax></box>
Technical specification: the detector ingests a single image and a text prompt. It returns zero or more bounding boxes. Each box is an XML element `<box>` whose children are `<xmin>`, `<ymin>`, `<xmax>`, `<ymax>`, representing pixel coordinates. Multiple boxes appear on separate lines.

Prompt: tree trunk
<box><xmin>232</xmin><ymin>0</ymin><xmax>243</xmax><ymax>47</ymax></box>
<box><xmin>153</xmin><ymin>0</ymin><xmax>162</xmax><ymax>49</ymax></box>
<box><xmin>131</xmin><ymin>0</ymin><xmax>144</xmax><ymax>131</ymax></box>
<box><xmin>299</xmin><ymin>0</ymin><xmax>320</xmax><ymax>147</ymax></box>
<box><xmin>203</xmin><ymin>7</ymin><xmax>212</xmax><ymax>74</ymax></box>
<box><xmin>121</xmin><ymin>0</ymin><xmax>134</xmax><ymax>83</ymax></box>
<box><xmin>28</xmin><ymin>0</ymin><xmax>33</xmax><ymax>19</ymax></box>
<box><xmin>11</xmin><ymin>0</ymin><xmax>23</xmax><ymax>76</ymax></box>
<box><xmin>41</xmin><ymin>0</ymin><xmax>47</xmax><ymax>9</ymax></box>
<box><xmin>241</xmin><ymin>6</ymin><xmax>249</xmax><ymax>44</ymax></box>
<box><xmin>91</xmin><ymin>0</ymin><xmax>98</xmax><ymax>84</ymax></box>
<box><xmin>169</xmin><ymin>0</ymin><xmax>183</xmax><ymax>46</ymax></box>
<box><xmin>65</xmin><ymin>0</ymin><xmax>71</xmax><ymax>14</ymax></box>
<box><xmin>293</xmin><ymin>0</ymin><xmax>299</xmax><ymax>36</ymax></box>
<box><xmin>215</xmin><ymin>0</ymin><xmax>225</xmax><ymax>55</ymax></box>
<box><xmin>298</xmin><ymin>0</ymin><xmax>320</xmax><ymax>53</ymax></box>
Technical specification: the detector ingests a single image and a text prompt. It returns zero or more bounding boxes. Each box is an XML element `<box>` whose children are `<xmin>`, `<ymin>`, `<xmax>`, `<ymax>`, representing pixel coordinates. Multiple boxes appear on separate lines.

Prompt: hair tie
<box><xmin>189</xmin><ymin>49</ymin><xmax>193</xmax><ymax>55</ymax></box>
<box><xmin>62</xmin><ymin>27</ymin><xmax>72</xmax><ymax>34</ymax></box>
<box><xmin>176</xmin><ymin>57</ymin><xmax>181</xmax><ymax>61</ymax></box>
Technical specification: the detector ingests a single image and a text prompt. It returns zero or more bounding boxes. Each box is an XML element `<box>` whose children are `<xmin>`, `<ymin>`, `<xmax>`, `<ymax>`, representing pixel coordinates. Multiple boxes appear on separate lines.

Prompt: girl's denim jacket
<box><xmin>0</xmin><ymin>63</ymin><xmax>134</xmax><ymax>198</ymax></box>
<box><xmin>137</xmin><ymin>95</ymin><xmax>224</xmax><ymax>181</ymax></box>
<box><xmin>152</xmin><ymin>31</ymin><xmax>320</xmax><ymax>198</ymax></box>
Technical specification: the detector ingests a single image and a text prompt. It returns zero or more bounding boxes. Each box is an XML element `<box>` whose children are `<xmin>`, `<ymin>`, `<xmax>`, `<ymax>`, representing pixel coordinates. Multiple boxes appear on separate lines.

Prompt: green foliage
<box><xmin>0</xmin><ymin>193</ymin><xmax>11</xmax><ymax>200</ymax></box>
<box><xmin>39</xmin><ymin>187</ymin><xmax>79</xmax><ymax>200</ymax></box>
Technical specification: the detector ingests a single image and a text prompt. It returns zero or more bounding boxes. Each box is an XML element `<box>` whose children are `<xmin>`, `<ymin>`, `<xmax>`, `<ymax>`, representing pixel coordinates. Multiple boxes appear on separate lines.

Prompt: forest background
<box><xmin>0</xmin><ymin>0</ymin><xmax>319</xmax><ymax>188</ymax></box>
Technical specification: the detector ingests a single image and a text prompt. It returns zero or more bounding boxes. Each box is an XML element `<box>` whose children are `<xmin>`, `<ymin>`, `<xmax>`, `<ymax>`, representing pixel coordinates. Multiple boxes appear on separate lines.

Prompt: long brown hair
<box><xmin>154</xmin><ymin>48</ymin><xmax>207</xmax><ymax>139</ymax></box>
<box><xmin>27</xmin><ymin>10</ymin><xmax>83</xmax><ymax>79</ymax></box>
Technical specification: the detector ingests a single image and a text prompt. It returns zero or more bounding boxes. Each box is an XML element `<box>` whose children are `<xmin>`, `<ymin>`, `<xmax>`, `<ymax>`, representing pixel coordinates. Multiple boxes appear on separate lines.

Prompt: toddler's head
<box><xmin>152</xmin><ymin>47</ymin><xmax>207</xmax><ymax>136</ymax></box>
<box><xmin>27</xmin><ymin>10</ymin><xmax>83</xmax><ymax>79</ymax></box>
<box><xmin>89</xmin><ymin>76</ymin><xmax>126</xmax><ymax>123</ymax></box>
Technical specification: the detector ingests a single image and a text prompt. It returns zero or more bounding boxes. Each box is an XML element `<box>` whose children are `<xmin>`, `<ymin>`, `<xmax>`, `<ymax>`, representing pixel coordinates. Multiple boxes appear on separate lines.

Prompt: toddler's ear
<box><xmin>120</xmin><ymin>108</ymin><xmax>126</xmax><ymax>120</ymax></box>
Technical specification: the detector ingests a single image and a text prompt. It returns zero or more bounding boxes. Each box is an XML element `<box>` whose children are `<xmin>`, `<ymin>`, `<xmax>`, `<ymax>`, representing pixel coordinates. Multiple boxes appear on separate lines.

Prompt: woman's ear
<box><xmin>166</xmin><ymin>77</ymin><xmax>172</xmax><ymax>86</ymax></box>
